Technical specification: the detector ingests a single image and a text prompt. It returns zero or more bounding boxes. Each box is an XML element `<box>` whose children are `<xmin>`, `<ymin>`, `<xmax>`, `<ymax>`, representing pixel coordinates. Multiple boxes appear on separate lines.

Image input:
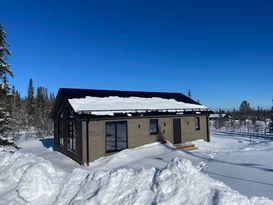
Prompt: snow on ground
<box><xmin>0</xmin><ymin>133</ymin><xmax>273</xmax><ymax>204</ymax></box>
<box><xmin>17</xmin><ymin>136</ymin><xmax>78</xmax><ymax>172</ymax></box>
<box><xmin>196</xmin><ymin>132</ymin><xmax>273</xmax><ymax>199</ymax></box>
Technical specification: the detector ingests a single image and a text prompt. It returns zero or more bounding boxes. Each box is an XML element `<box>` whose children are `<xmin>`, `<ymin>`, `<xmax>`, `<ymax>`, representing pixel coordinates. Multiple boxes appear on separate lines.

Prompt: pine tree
<box><xmin>188</xmin><ymin>89</ymin><xmax>192</xmax><ymax>98</ymax></box>
<box><xmin>239</xmin><ymin>100</ymin><xmax>251</xmax><ymax>126</ymax></box>
<box><xmin>26</xmin><ymin>78</ymin><xmax>35</xmax><ymax>127</ymax></box>
<box><xmin>49</xmin><ymin>92</ymin><xmax>55</xmax><ymax>102</ymax></box>
<box><xmin>34</xmin><ymin>86</ymin><xmax>48</xmax><ymax>137</ymax></box>
<box><xmin>10</xmin><ymin>87</ymin><xmax>24</xmax><ymax>134</ymax></box>
<box><xmin>0</xmin><ymin>76</ymin><xmax>12</xmax><ymax>135</ymax></box>
<box><xmin>0</xmin><ymin>23</ymin><xmax>16</xmax><ymax>146</ymax></box>
<box><xmin>0</xmin><ymin>23</ymin><xmax>13</xmax><ymax>80</ymax></box>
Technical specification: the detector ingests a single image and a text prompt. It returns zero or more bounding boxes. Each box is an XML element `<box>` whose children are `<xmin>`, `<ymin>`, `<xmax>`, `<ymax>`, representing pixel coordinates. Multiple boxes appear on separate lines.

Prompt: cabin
<box><xmin>209</xmin><ymin>113</ymin><xmax>230</xmax><ymax>126</ymax></box>
<box><xmin>209</xmin><ymin>113</ymin><xmax>230</xmax><ymax>121</ymax></box>
<box><xmin>50</xmin><ymin>88</ymin><xmax>212</xmax><ymax>164</ymax></box>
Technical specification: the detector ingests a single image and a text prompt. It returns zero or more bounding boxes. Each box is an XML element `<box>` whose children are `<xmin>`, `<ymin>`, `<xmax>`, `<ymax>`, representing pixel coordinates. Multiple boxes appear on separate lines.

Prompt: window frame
<box><xmin>149</xmin><ymin>119</ymin><xmax>159</xmax><ymax>135</ymax></box>
<box><xmin>67</xmin><ymin>120</ymin><xmax>76</xmax><ymax>152</ymax></box>
<box><xmin>105</xmin><ymin>121</ymin><xmax>128</xmax><ymax>153</ymax></box>
<box><xmin>57</xmin><ymin>110</ymin><xmax>64</xmax><ymax>146</ymax></box>
<box><xmin>67</xmin><ymin>108</ymin><xmax>76</xmax><ymax>153</ymax></box>
<box><xmin>195</xmin><ymin>117</ymin><xmax>200</xmax><ymax>131</ymax></box>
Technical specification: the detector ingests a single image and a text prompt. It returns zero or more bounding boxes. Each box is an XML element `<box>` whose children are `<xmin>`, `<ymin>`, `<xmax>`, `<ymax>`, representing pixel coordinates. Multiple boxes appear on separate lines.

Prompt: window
<box><xmin>106</xmin><ymin>121</ymin><xmax>127</xmax><ymax>152</ymax></box>
<box><xmin>68</xmin><ymin>121</ymin><xmax>76</xmax><ymax>152</ymax></box>
<box><xmin>150</xmin><ymin>119</ymin><xmax>158</xmax><ymax>135</ymax></box>
<box><xmin>57</xmin><ymin>111</ymin><xmax>64</xmax><ymax>146</ymax></box>
<box><xmin>67</xmin><ymin>108</ymin><xmax>76</xmax><ymax>152</ymax></box>
<box><xmin>195</xmin><ymin>117</ymin><xmax>200</xmax><ymax>130</ymax></box>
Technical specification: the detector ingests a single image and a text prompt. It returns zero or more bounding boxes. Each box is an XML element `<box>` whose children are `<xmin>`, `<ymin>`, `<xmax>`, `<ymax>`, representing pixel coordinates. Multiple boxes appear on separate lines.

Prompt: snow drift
<box><xmin>0</xmin><ymin>144</ymin><xmax>272</xmax><ymax>205</ymax></box>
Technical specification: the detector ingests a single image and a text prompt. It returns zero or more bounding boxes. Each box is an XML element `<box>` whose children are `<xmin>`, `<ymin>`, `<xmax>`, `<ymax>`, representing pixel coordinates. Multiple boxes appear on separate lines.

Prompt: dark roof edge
<box><xmin>59</xmin><ymin>87</ymin><xmax>188</xmax><ymax>95</ymax></box>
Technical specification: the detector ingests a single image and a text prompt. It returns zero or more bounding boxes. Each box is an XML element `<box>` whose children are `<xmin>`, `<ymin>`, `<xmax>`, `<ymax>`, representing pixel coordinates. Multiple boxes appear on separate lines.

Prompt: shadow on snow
<box><xmin>39</xmin><ymin>138</ymin><xmax>54</xmax><ymax>149</ymax></box>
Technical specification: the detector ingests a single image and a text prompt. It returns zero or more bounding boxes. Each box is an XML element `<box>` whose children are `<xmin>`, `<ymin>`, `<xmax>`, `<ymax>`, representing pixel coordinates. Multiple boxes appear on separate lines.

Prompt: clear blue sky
<box><xmin>1</xmin><ymin>0</ymin><xmax>273</xmax><ymax>110</ymax></box>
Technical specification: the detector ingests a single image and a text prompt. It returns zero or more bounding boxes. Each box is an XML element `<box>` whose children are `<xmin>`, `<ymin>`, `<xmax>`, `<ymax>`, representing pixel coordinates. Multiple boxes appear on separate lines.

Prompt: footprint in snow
<box><xmin>197</xmin><ymin>161</ymin><xmax>207</xmax><ymax>171</ymax></box>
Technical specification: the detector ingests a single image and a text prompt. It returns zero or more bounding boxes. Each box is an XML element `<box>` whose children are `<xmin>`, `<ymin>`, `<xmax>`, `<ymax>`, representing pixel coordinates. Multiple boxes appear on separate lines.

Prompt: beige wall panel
<box><xmin>181</xmin><ymin>116</ymin><xmax>208</xmax><ymax>143</ymax></box>
<box><xmin>87</xmin><ymin>115</ymin><xmax>208</xmax><ymax>162</ymax></box>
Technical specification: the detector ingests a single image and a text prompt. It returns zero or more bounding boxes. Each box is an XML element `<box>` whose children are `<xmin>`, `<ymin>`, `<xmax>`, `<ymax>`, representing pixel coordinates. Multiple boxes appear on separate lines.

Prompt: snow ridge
<box><xmin>0</xmin><ymin>146</ymin><xmax>272</xmax><ymax>205</ymax></box>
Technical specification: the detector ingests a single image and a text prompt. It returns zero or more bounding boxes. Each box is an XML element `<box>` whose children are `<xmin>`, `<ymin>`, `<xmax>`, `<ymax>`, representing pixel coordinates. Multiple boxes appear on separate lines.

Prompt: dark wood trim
<box><xmin>77</xmin><ymin>113</ymin><xmax>209</xmax><ymax>122</ymax></box>
<box><xmin>173</xmin><ymin>118</ymin><xmax>182</xmax><ymax>144</ymax></box>
<box><xmin>86</xmin><ymin>120</ymin><xmax>89</xmax><ymax>164</ymax></box>
<box><xmin>206</xmin><ymin>115</ymin><xmax>210</xmax><ymax>142</ymax></box>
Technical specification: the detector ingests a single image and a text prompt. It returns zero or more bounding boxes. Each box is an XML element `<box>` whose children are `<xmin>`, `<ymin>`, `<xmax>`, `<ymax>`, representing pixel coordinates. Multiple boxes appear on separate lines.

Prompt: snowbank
<box><xmin>0</xmin><ymin>144</ymin><xmax>272</xmax><ymax>205</ymax></box>
<box><xmin>68</xmin><ymin>96</ymin><xmax>207</xmax><ymax>115</ymax></box>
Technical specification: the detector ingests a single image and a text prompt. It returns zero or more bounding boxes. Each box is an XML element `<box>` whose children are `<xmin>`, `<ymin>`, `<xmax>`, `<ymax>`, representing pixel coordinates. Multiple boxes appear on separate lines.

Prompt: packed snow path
<box><xmin>0</xmin><ymin>133</ymin><xmax>273</xmax><ymax>204</ymax></box>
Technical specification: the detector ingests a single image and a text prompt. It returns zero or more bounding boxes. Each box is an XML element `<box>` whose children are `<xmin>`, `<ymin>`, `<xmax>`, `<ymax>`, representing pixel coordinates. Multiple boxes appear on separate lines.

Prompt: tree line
<box><xmin>0</xmin><ymin>23</ymin><xmax>55</xmax><ymax>147</ymax></box>
<box><xmin>13</xmin><ymin>78</ymin><xmax>55</xmax><ymax>137</ymax></box>
<box><xmin>2</xmin><ymin>78</ymin><xmax>55</xmax><ymax>140</ymax></box>
<box><xmin>213</xmin><ymin>100</ymin><xmax>273</xmax><ymax>132</ymax></box>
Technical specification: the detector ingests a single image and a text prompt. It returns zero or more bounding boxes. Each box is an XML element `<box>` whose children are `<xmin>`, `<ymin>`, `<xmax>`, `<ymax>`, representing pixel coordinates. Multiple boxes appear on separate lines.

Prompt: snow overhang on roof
<box><xmin>68</xmin><ymin>96</ymin><xmax>209</xmax><ymax>116</ymax></box>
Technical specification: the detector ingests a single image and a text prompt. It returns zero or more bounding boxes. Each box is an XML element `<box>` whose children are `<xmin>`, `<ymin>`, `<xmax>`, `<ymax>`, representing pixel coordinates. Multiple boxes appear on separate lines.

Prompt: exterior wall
<box><xmin>53</xmin><ymin>99</ymin><xmax>83</xmax><ymax>164</ymax></box>
<box><xmin>88</xmin><ymin>120</ymin><xmax>106</xmax><ymax>161</ymax></box>
<box><xmin>86</xmin><ymin>115</ymin><xmax>209</xmax><ymax>163</ymax></box>
<box><xmin>181</xmin><ymin>116</ymin><xmax>208</xmax><ymax>143</ymax></box>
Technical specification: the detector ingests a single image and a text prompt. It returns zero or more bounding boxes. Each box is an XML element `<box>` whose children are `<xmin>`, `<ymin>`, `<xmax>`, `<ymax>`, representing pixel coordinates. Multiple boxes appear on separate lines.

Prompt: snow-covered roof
<box><xmin>51</xmin><ymin>88</ymin><xmax>211</xmax><ymax>117</ymax></box>
<box><xmin>68</xmin><ymin>96</ymin><xmax>208</xmax><ymax>116</ymax></box>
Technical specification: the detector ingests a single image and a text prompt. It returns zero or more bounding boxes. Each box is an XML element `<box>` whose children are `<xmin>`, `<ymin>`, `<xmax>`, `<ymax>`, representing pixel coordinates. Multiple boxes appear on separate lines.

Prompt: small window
<box><xmin>150</xmin><ymin>119</ymin><xmax>158</xmax><ymax>135</ymax></box>
<box><xmin>195</xmin><ymin>117</ymin><xmax>200</xmax><ymax>130</ymax></box>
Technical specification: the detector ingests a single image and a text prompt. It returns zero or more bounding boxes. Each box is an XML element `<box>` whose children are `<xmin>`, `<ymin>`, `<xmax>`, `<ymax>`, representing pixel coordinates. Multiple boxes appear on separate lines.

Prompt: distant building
<box><xmin>51</xmin><ymin>88</ymin><xmax>212</xmax><ymax>164</ymax></box>
<box><xmin>209</xmin><ymin>113</ymin><xmax>230</xmax><ymax>121</ymax></box>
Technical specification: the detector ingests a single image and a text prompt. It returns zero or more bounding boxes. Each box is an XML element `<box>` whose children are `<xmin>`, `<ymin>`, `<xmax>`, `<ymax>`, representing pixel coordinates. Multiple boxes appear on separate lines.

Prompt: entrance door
<box><xmin>173</xmin><ymin>119</ymin><xmax>182</xmax><ymax>144</ymax></box>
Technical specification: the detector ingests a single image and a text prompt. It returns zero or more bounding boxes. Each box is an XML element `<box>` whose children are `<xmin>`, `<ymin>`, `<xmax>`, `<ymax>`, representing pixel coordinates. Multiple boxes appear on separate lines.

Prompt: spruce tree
<box><xmin>26</xmin><ymin>78</ymin><xmax>35</xmax><ymax>127</ymax></box>
<box><xmin>188</xmin><ymin>89</ymin><xmax>192</xmax><ymax>98</ymax></box>
<box><xmin>34</xmin><ymin>86</ymin><xmax>47</xmax><ymax>137</ymax></box>
<box><xmin>239</xmin><ymin>100</ymin><xmax>251</xmax><ymax>127</ymax></box>
<box><xmin>0</xmin><ymin>23</ymin><xmax>13</xmax><ymax>80</ymax></box>
<box><xmin>0</xmin><ymin>76</ymin><xmax>12</xmax><ymax>136</ymax></box>
<box><xmin>0</xmin><ymin>23</ymin><xmax>15</xmax><ymax>146</ymax></box>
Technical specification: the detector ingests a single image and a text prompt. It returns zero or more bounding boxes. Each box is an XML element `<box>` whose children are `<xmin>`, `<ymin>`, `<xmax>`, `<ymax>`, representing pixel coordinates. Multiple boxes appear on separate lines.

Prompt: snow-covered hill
<box><xmin>0</xmin><ymin>136</ymin><xmax>273</xmax><ymax>205</ymax></box>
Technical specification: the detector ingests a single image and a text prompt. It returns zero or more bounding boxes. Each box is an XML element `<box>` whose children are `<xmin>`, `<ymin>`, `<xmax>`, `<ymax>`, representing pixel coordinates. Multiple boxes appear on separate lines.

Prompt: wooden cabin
<box><xmin>50</xmin><ymin>88</ymin><xmax>212</xmax><ymax>164</ymax></box>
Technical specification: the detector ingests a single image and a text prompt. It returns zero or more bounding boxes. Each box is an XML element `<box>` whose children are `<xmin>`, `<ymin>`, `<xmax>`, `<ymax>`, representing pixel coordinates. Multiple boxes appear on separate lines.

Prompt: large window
<box><xmin>149</xmin><ymin>119</ymin><xmax>158</xmax><ymax>135</ymax></box>
<box><xmin>195</xmin><ymin>117</ymin><xmax>200</xmax><ymax>130</ymax></box>
<box><xmin>106</xmin><ymin>121</ymin><xmax>127</xmax><ymax>152</ymax></box>
<box><xmin>67</xmin><ymin>109</ymin><xmax>76</xmax><ymax>152</ymax></box>
<box><xmin>68</xmin><ymin>121</ymin><xmax>76</xmax><ymax>151</ymax></box>
<box><xmin>57</xmin><ymin>111</ymin><xmax>64</xmax><ymax>146</ymax></box>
